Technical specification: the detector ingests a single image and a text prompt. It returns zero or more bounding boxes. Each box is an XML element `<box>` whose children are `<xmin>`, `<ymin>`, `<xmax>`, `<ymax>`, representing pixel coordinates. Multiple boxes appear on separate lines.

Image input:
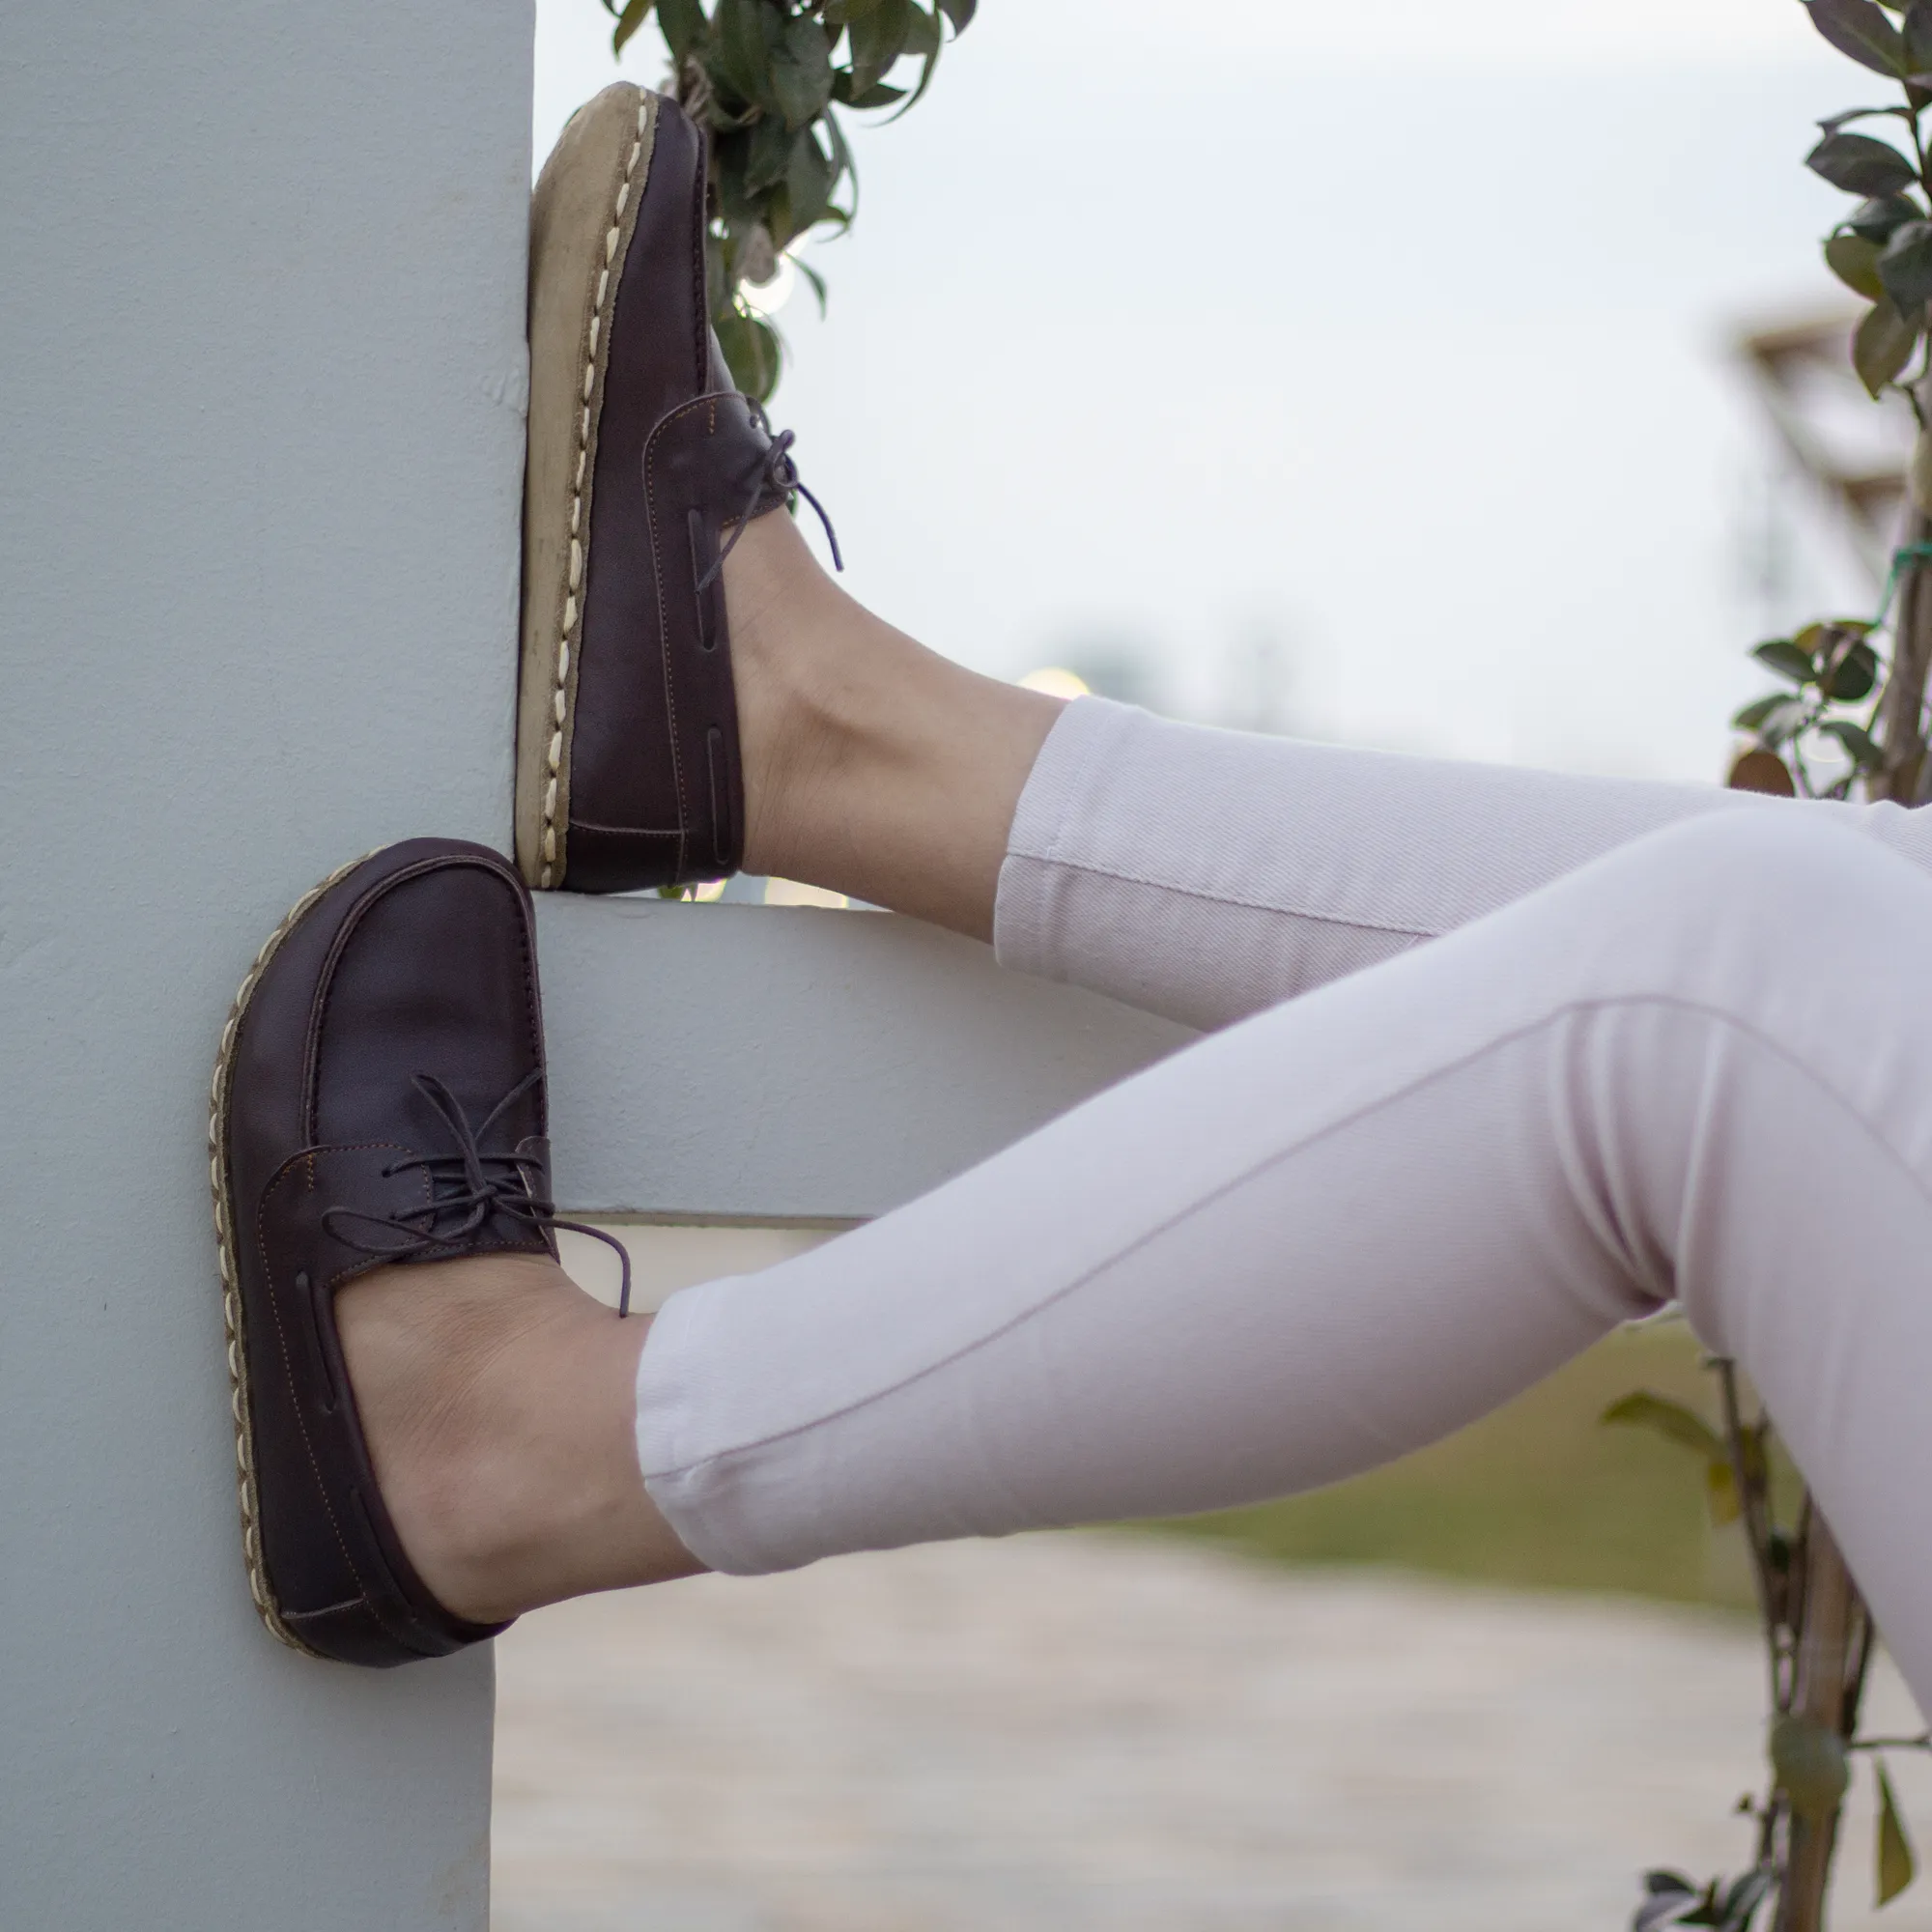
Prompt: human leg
<box><xmin>718</xmin><ymin>501</ymin><xmax>1932</xmax><ymax>1027</ymax></box>
<box><xmin>333</xmin><ymin>1255</ymin><xmax>699</xmax><ymax>1627</ymax></box>
<box><xmin>635</xmin><ymin>812</ymin><xmax>1932</xmax><ymax>1709</ymax></box>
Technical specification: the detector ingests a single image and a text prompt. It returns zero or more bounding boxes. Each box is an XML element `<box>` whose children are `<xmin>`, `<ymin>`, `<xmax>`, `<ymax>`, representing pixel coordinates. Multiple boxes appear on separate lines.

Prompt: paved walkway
<box><xmin>493</xmin><ymin>1534</ymin><xmax>1930</xmax><ymax>1932</ymax></box>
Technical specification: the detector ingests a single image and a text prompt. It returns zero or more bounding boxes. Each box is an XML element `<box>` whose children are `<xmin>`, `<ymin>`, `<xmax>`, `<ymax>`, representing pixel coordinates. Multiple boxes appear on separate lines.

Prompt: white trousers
<box><xmin>636</xmin><ymin>698</ymin><xmax>1932</xmax><ymax>1712</ymax></box>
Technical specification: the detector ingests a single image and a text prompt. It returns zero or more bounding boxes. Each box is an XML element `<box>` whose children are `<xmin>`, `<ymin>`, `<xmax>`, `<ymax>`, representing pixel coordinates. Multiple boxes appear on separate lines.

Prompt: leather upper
<box><xmin>223</xmin><ymin>839</ymin><xmax>553</xmax><ymax>1665</ymax></box>
<box><xmin>565</xmin><ymin>98</ymin><xmax>786</xmax><ymax>894</ymax></box>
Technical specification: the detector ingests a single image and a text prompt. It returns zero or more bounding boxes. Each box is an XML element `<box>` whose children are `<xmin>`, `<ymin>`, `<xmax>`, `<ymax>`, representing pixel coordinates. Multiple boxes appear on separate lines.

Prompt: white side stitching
<box><xmin>208</xmin><ymin>852</ymin><xmax>370</xmax><ymax>1656</ymax></box>
<box><xmin>541</xmin><ymin>94</ymin><xmax>653</xmax><ymax>890</ymax></box>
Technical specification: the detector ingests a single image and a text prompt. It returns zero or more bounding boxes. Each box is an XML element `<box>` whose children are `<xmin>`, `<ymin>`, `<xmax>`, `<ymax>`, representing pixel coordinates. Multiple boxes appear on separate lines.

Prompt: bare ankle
<box><xmin>722</xmin><ymin>510</ymin><xmax>1063</xmax><ymax>938</ymax></box>
<box><xmin>336</xmin><ymin>1253</ymin><xmax>704</xmax><ymax>1624</ymax></box>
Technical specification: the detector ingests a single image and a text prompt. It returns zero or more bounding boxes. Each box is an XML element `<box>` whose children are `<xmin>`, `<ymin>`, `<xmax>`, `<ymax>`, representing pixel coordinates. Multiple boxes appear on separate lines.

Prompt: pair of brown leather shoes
<box><xmin>213</xmin><ymin>89</ymin><xmax>810</xmax><ymax>1665</ymax></box>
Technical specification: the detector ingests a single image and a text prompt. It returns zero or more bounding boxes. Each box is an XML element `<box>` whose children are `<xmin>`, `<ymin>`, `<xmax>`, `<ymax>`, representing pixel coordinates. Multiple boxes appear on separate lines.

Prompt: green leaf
<box><xmin>708</xmin><ymin>0</ymin><xmax>780</xmax><ymax>109</ymax></box>
<box><xmin>795</xmin><ymin>253</ymin><xmax>829</xmax><ymax>316</ymax></box>
<box><xmin>1720</xmin><ymin>1868</ymin><xmax>1776</xmax><ymax>1932</ymax></box>
<box><xmin>1823</xmin><ymin>719</ymin><xmax>1888</xmax><ymax>767</ymax></box>
<box><xmin>1754</xmin><ymin>637</ymin><xmax>1821</xmax><ymax>684</ymax></box>
<box><xmin>725</xmin><ymin>217</ymin><xmax>777</xmax><ymax>287</ymax></box>
<box><xmin>1601</xmin><ymin>1391</ymin><xmax>1727</xmax><ymax>1460</ymax></box>
<box><xmin>1821</xmin><ymin>103</ymin><xmax>1918</xmax><ymax>131</ymax></box>
<box><xmin>1906</xmin><ymin>0</ymin><xmax>1932</xmax><ymax>70</ymax></box>
<box><xmin>657</xmin><ymin>0</ymin><xmax>706</xmax><ymax>60</ymax></box>
<box><xmin>1809</xmin><ymin>130</ymin><xmax>1920</xmax><ymax>197</ymax></box>
<box><xmin>846</xmin><ymin>0</ymin><xmax>912</xmax><ymax>91</ymax></box>
<box><xmin>1856</xmin><ymin>296</ymin><xmax>1923</xmax><ymax>394</ymax></box>
<box><xmin>834</xmin><ymin>73</ymin><xmax>908</xmax><ymax>107</ymax></box>
<box><xmin>1733</xmin><ymin>694</ymin><xmax>1792</xmax><ymax>731</ymax></box>
<box><xmin>742</xmin><ymin>111</ymin><xmax>796</xmax><ymax>194</ymax></box>
<box><xmin>1807</xmin><ymin>0</ymin><xmax>1911</xmax><ymax>73</ymax></box>
<box><xmin>1849</xmin><ymin>192</ymin><xmax>1928</xmax><ymax>239</ymax></box>
<box><xmin>770</xmin><ymin>10</ymin><xmax>837</xmax><ymax>128</ymax></box>
<box><xmin>610</xmin><ymin>0</ymin><xmax>654</xmax><ymax>56</ymax></box>
<box><xmin>1831</xmin><ymin>231</ymin><xmax>1889</xmax><ymax>298</ymax></box>
<box><xmin>783</xmin><ymin>125</ymin><xmax>837</xmax><ymax>233</ymax></box>
<box><xmin>1879</xmin><ymin>1759</ymin><xmax>1918</xmax><ymax>1906</ymax></box>
<box><xmin>1636</xmin><ymin>1873</ymin><xmax>1705</xmax><ymax>1932</ymax></box>
<box><xmin>869</xmin><ymin>2</ymin><xmax>943</xmax><ymax>122</ymax></box>
<box><xmin>1882</xmin><ymin>218</ymin><xmax>1932</xmax><ymax>309</ymax></box>
<box><xmin>714</xmin><ymin>303</ymin><xmax>782</xmax><ymax>402</ymax></box>
<box><xmin>1755</xmin><ymin>701</ymin><xmax>1811</xmax><ymax>750</ymax></box>
<box><xmin>939</xmin><ymin>0</ymin><xmax>978</xmax><ymax>24</ymax></box>
<box><xmin>1821</xmin><ymin>636</ymin><xmax>1881</xmax><ymax>701</ymax></box>
<box><xmin>902</xmin><ymin>2</ymin><xmax>942</xmax><ymax>55</ymax></box>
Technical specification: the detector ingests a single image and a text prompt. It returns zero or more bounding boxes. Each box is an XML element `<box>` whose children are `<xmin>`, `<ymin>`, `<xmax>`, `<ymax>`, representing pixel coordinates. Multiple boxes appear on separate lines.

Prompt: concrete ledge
<box><xmin>538</xmin><ymin>898</ymin><xmax>1196</xmax><ymax>1222</ymax></box>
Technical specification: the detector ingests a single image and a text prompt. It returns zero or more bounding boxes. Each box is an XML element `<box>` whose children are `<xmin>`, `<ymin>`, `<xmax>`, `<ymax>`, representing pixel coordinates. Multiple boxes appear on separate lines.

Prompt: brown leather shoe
<box><xmin>209</xmin><ymin>838</ymin><xmax>623</xmax><ymax>1666</ymax></box>
<box><xmin>517</xmin><ymin>85</ymin><xmax>838</xmax><ymax>895</ymax></box>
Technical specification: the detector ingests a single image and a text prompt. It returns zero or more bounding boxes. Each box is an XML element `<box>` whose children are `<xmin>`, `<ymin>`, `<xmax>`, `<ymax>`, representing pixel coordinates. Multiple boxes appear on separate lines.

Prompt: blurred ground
<box><xmin>506</xmin><ymin>1237</ymin><xmax>1927</xmax><ymax>1927</ymax></box>
<box><xmin>492</xmin><ymin>1534</ymin><xmax>1930</xmax><ymax>1931</ymax></box>
<box><xmin>1158</xmin><ymin>1321</ymin><xmax>1777</xmax><ymax>1609</ymax></box>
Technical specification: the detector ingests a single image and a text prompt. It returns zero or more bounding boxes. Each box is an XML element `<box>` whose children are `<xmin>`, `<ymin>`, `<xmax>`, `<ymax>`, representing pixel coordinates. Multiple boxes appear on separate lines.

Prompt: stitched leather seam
<box><xmin>208</xmin><ymin>852</ymin><xmax>368</xmax><ymax>1657</ymax></box>
<box><xmin>1011</xmin><ymin>852</ymin><xmax>1442</xmax><ymax>946</ymax></box>
<box><xmin>283</xmin><ymin>1595</ymin><xmax>368</xmax><ymax>1621</ymax></box>
<box><xmin>645</xmin><ymin>396</ymin><xmax>735</xmax><ymax>883</ymax></box>
<box><xmin>256</xmin><ymin>1154</ymin><xmax>419</xmax><ymax>1642</ymax></box>
<box><xmin>687</xmin><ymin>132</ymin><xmax>708</xmax><ymax>390</ymax></box>
<box><xmin>567</xmin><ymin>817</ymin><xmax>684</xmax><ymax>838</ymax></box>
<box><xmin>261</xmin><ymin>1149</ymin><xmax>475</xmax><ymax>1658</ymax></box>
<box><xmin>540</xmin><ymin>91</ymin><xmax>657</xmax><ymax>890</ymax></box>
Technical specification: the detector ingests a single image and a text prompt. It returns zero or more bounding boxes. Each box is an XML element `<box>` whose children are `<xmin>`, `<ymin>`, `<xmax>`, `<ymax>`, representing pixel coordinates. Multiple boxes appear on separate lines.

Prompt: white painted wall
<box><xmin>541</xmin><ymin>899</ymin><xmax>1192</xmax><ymax>1222</ymax></box>
<box><xmin>0</xmin><ymin>5</ymin><xmax>532</xmax><ymax>1923</ymax></box>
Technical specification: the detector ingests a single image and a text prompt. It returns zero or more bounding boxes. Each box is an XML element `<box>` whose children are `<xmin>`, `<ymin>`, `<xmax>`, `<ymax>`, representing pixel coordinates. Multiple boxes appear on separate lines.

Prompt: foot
<box><xmin>519</xmin><ymin>84</ymin><xmax>1063</xmax><ymax>936</ymax></box>
<box><xmin>518</xmin><ymin>86</ymin><xmax>789</xmax><ymax>895</ymax></box>
<box><xmin>720</xmin><ymin>511</ymin><xmax>1062</xmax><ymax>940</ymax></box>
<box><xmin>335</xmin><ymin>1254</ymin><xmax>702</xmax><ymax>1627</ymax></box>
<box><xmin>213</xmin><ymin>838</ymin><xmax>698</xmax><ymax>1667</ymax></box>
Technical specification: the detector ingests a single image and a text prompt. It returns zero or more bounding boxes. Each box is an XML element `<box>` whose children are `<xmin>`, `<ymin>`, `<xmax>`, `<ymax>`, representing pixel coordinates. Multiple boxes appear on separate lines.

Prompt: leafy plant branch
<box><xmin>1733</xmin><ymin>0</ymin><xmax>1932</xmax><ymax>808</ymax></box>
<box><xmin>1604</xmin><ymin>1361</ymin><xmax>1918</xmax><ymax>1931</ymax></box>
<box><xmin>597</xmin><ymin>0</ymin><xmax>976</xmax><ymax>399</ymax></box>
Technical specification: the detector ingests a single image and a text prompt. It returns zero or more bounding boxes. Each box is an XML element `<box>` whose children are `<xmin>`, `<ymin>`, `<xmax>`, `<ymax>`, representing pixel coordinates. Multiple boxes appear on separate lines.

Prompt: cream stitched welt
<box><xmin>208</xmin><ymin>853</ymin><xmax>366</xmax><ymax>1656</ymax></box>
<box><xmin>540</xmin><ymin>94</ymin><xmax>653</xmax><ymax>890</ymax></box>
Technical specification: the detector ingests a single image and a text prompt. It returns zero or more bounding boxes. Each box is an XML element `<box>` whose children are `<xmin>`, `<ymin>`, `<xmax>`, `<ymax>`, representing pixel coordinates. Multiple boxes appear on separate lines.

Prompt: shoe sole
<box><xmin>516</xmin><ymin>83</ymin><xmax>662</xmax><ymax>892</ymax></box>
<box><xmin>207</xmin><ymin>856</ymin><xmax>369</xmax><ymax>1658</ymax></box>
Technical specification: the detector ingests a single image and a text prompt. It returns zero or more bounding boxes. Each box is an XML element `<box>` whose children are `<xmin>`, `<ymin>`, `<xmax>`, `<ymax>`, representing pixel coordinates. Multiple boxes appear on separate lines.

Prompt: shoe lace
<box><xmin>696</xmin><ymin>403</ymin><xmax>843</xmax><ymax>594</ymax></box>
<box><xmin>321</xmin><ymin>1070</ymin><xmax>634</xmax><ymax>1316</ymax></box>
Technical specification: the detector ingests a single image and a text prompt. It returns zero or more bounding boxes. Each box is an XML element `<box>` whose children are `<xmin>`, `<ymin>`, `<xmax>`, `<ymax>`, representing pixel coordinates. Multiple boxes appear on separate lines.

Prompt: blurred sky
<box><xmin>534</xmin><ymin>0</ymin><xmax>1904</xmax><ymax>780</ymax></box>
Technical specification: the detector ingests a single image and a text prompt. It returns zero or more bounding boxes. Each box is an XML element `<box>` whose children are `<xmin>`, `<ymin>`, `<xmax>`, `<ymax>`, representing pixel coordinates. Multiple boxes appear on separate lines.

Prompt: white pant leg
<box><xmin>996</xmin><ymin>697</ymin><xmax>1932</xmax><ymax>1029</ymax></box>
<box><xmin>639</xmin><ymin>811</ymin><xmax>1932</xmax><ymax>1712</ymax></box>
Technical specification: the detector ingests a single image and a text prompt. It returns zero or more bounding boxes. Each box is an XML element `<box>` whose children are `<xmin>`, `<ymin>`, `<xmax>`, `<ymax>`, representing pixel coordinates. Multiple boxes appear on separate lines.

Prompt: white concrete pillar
<box><xmin>0</xmin><ymin>5</ymin><xmax>532</xmax><ymax>1922</ymax></box>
